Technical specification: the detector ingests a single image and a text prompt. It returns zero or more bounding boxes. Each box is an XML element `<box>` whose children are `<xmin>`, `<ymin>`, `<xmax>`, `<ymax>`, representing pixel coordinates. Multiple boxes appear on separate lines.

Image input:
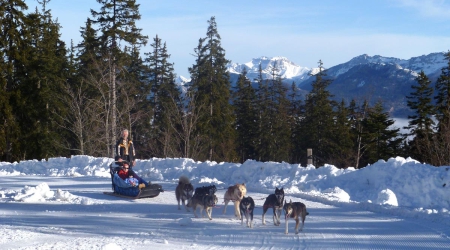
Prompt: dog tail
<box><xmin>179</xmin><ymin>175</ymin><xmax>190</xmax><ymax>185</ymax></box>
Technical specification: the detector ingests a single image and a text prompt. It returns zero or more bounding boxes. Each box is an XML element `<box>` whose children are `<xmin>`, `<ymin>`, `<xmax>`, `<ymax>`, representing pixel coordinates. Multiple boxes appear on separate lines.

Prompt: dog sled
<box><xmin>104</xmin><ymin>162</ymin><xmax>164</xmax><ymax>199</ymax></box>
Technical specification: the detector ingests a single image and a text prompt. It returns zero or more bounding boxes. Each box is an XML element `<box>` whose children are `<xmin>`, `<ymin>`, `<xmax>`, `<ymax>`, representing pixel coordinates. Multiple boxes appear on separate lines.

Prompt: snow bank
<box><xmin>1</xmin><ymin>156</ymin><xmax>449</xmax><ymax>212</ymax></box>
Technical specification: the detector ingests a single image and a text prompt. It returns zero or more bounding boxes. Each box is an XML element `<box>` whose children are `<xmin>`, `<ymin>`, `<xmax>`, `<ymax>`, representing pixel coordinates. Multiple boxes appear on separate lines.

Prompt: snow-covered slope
<box><xmin>326</xmin><ymin>52</ymin><xmax>447</xmax><ymax>79</ymax></box>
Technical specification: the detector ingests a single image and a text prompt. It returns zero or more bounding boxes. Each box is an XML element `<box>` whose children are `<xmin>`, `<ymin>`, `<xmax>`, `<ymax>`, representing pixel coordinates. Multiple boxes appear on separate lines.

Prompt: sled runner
<box><xmin>103</xmin><ymin>187</ymin><xmax>161</xmax><ymax>199</ymax></box>
<box><xmin>106</xmin><ymin>162</ymin><xmax>163</xmax><ymax>199</ymax></box>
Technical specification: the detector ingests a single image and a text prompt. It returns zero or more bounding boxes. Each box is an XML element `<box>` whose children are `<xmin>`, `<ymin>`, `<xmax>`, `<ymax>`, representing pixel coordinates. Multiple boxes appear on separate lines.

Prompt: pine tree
<box><xmin>298</xmin><ymin>60</ymin><xmax>336</xmax><ymax>166</ymax></box>
<box><xmin>0</xmin><ymin>0</ymin><xmax>28</xmax><ymax>161</ymax></box>
<box><xmin>75</xmin><ymin>18</ymin><xmax>112</xmax><ymax>157</ymax></box>
<box><xmin>253</xmin><ymin>62</ymin><xmax>291</xmax><ymax>162</ymax></box>
<box><xmin>232</xmin><ymin>68</ymin><xmax>258</xmax><ymax>162</ymax></box>
<box><xmin>361</xmin><ymin>101</ymin><xmax>402</xmax><ymax>165</ymax></box>
<box><xmin>254</xmin><ymin>63</ymin><xmax>268</xmax><ymax>161</ymax></box>
<box><xmin>289</xmin><ymin>81</ymin><xmax>304</xmax><ymax>163</ymax></box>
<box><xmin>187</xmin><ymin>16</ymin><xmax>236</xmax><ymax>162</ymax></box>
<box><xmin>433</xmin><ymin>51</ymin><xmax>450</xmax><ymax>165</ymax></box>
<box><xmin>77</xmin><ymin>18</ymin><xmax>102</xmax><ymax>81</ymax></box>
<box><xmin>145</xmin><ymin>35</ymin><xmax>182</xmax><ymax>158</ymax></box>
<box><xmin>329</xmin><ymin>100</ymin><xmax>354</xmax><ymax>168</ymax></box>
<box><xmin>405</xmin><ymin>70</ymin><xmax>435</xmax><ymax>163</ymax></box>
<box><xmin>14</xmin><ymin>0</ymin><xmax>69</xmax><ymax>160</ymax></box>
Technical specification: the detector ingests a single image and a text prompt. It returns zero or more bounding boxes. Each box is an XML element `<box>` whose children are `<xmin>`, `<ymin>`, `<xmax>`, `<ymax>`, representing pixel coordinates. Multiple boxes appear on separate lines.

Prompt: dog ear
<box><xmin>242</xmin><ymin>183</ymin><xmax>245</xmax><ymax>186</ymax></box>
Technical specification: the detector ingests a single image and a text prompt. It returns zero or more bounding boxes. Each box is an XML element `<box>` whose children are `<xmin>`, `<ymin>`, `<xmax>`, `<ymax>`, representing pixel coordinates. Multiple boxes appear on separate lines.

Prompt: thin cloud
<box><xmin>395</xmin><ymin>0</ymin><xmax>450</xmax><ymax>19</ymax></box>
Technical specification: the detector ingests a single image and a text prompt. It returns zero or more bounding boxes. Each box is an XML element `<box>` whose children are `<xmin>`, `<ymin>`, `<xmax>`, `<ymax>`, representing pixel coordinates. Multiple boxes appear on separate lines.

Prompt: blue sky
<box><xmin>24</xmin><ymin>0</ymin><xmax>450</xmax><ymax>77</ymax></box>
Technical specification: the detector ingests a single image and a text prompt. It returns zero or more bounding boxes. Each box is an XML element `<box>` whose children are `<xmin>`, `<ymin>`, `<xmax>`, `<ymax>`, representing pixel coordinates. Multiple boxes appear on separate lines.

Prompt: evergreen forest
<box><xmin>1</xmin><ymin>0</ymin><xmax>450</xmax><ymax>167</ymax></box>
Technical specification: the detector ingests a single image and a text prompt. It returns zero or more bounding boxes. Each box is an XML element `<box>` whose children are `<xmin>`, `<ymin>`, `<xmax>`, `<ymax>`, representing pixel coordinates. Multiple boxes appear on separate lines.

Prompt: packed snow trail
<box><xmin>1</xmin><ymin>176</ymin><xmax>449</xmax><ymax>249</ymax></box>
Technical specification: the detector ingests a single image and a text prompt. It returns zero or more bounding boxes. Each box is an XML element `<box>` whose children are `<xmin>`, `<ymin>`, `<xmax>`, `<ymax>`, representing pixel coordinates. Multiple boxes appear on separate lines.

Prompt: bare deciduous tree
<box><xmin>164</xmin><ymin>92</ymin><xmax>207</xmax><ymax>159</ymax></box>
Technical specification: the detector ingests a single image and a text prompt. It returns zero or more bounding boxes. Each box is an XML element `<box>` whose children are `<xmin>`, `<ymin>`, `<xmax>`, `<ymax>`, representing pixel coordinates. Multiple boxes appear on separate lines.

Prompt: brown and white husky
<box><xmin>283</xmin><ymin>199</ymin><xmax>307</xmax><ymax>234</ymax></box>
<box><xmin>223</xmin><ymin>183</ymin><xmax>247</xmax><ymax>219</ymax></box>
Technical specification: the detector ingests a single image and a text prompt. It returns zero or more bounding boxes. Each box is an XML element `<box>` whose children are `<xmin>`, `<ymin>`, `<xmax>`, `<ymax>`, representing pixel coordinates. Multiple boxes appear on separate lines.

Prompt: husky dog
<box><xmin>190</xmin><ymin>193</ymin><xmax>218</xmax><ymax>220</ymax></box>
<box><xmin>175</xmin><ymin>176</ymin><xmax>194</xmax><ymax>212</ymax></box>
<box><xmin>193</xmin><ymin>185</ymin><xmax>217</xmax><ymax>197</ymax></box>
<box><xmin>283</xmin><ymin>199</ymin><xmax>307</xmax><ymax>234</ymax></box>
<box><xmin>187</xmin><ymin>185</ymin><xmax>216</xmax><ymax>208</ymax></box>
<box><xmin>223</xmin><ymin>183</ymin><xmax>247</xmax><ymax>219</ymax></box>
<box><xmin>262</xmin><ymin>187</ymin><xmax>284</xmax><ymax>226</ymax></box>
<box><xmin>239</xmin><ymin>196</ymin><xmax>255</xmax><ymax>228</ymax></box>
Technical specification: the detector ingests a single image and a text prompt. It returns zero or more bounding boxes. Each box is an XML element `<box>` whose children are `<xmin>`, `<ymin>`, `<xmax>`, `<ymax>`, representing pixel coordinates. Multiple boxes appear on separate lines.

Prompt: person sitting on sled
<box><xmin>115</xmin><ymin>129</ymin><xmax>136</xmax><ymax>167</ymax></box>
<box><xmin>117</xmin><ymin>161</ymin><xmax>147</xmax><ymax>189</ymax></box>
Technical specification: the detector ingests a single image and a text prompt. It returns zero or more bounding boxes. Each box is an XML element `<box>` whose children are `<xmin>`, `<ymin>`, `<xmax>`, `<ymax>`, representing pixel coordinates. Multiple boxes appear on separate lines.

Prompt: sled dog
<box><xmin>193</xmin><ymin>185</ymin><xmax>217</xmax><ymax>197</ymax></box>
<box><xmin>190</xmin><ymin>193</ymin><xmax>218</xmax><ymax>220</ymax></box>
<box><xmin>262</xmin><ymin>187</ymin><xmax>284</xmax><ymax>226</ymax></box>
<box><xmin>239</xmin><ymin>196</ymin><xmax>255</xmax><ymax>228</ymax></box>
<box><xmin>283</xmin><ymin>199</ymin><xmax>307</xmax><ymax>234</ymax></box>
<box><xmin>223</xmin><ymin>183</ymin><xmax>247</xmax><ymax>219</ymax></box>
<box><xmin>187</xmin><ymin>185</ymin><xmax>216</xmax><ymax>209</ymax></box>
<box><xmin>175</xmin><ymin>176</ymin><xmax>194</xmax><ymax>212</ymax></box>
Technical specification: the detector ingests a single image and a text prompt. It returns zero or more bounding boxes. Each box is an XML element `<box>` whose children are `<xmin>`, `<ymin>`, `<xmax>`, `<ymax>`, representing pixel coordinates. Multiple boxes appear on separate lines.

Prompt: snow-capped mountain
<box><xmin>175</xmin><ymin>75</ymin><xmax>190</xmax><ymax>93</ymax></box>
<box><xmin>175</xmin><ymin>75</ymin><xmax>190</xmax><ymax>84</ymax></box>
<box><xmin>176</xmin><ymin>52</ymin><xmax>448</xmax><ymax>117</ymax></box>
<box><xmin>316</xmin><ymin>52</ymin><xmax>447</xmax><ymax>81</ymax></box>
<box><xmin>224</xmin><ymin>53</ymin><xmax>447</xmax><ymax>86</ymax></box>
<box><xmin>178</xmin><ymin>53</ymin><xmax>447</xmax><ymax>85</ymax></box>
<box><xmin>297</xmin><ymin>52</ymin><xmax>448</xmax><ymax>117</ymax></box>
<box><xmin>227</xmin><ymin>56</ymin><xmax>312</xmax><ymax>82</ymax></box>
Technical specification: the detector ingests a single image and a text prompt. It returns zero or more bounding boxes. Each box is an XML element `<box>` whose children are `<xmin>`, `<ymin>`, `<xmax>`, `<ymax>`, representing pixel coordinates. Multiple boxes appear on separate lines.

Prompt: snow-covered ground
<box><xmin>1</xmin><ymin>156</ymin><xmax>449</xmax><ymax>249</ymax></box>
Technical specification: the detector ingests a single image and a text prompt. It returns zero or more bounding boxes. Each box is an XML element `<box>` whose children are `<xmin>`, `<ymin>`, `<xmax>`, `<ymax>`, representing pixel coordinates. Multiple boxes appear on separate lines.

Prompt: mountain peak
<box><xmin>228</xmin><ymin>56</ymin><xmax>312</xmax><ymax>80</ymax></box>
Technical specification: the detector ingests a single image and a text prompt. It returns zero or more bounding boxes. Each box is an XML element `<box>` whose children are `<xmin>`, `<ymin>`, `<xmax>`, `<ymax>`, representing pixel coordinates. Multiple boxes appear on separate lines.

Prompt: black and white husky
<box><xmin>262</xmin><ymin>187</ymin><xmax>284</xmax><ymax>226</ymax></box>
<box><xmin>239</xmin><ymin>196</ymin><xmax>255</xmax><ymax>228</ymax></box>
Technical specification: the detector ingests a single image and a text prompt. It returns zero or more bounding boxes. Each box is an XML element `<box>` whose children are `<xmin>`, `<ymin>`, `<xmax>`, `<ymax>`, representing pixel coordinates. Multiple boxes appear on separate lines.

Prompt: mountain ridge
<box><xmin>176</xmin><ymin>52</ymin><xmax>448</xmax><ymax>117</ymax></box>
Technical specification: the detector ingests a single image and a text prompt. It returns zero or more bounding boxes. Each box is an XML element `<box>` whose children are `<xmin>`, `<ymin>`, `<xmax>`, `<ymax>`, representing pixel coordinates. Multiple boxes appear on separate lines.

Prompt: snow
<box><xmin>1</xmin><ymin>156</ymin><xmax>450</xmax><ymax>249</ymax></box>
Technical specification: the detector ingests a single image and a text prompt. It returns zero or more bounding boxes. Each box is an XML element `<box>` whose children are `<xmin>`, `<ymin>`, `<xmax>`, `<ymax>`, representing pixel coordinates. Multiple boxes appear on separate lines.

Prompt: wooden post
<box><xmin>307</xmin><ymin>148</ymin><xmax>313</xmax><ymax>165</ymax></box>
